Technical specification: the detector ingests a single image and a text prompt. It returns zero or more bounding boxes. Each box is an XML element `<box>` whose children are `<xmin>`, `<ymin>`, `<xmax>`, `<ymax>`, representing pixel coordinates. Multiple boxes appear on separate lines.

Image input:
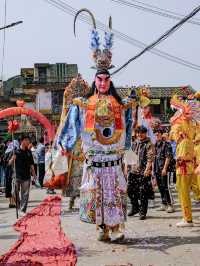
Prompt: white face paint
<box><xmin>95</xmin><ymin>74</ymin><xmax>111</xmax><ymax>94</ymax></box>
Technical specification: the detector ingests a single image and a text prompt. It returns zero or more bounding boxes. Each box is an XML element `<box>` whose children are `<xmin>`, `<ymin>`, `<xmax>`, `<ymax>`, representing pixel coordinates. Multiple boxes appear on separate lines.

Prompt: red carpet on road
<box><xmin>0</xmin><ymin>196</ymin><xmax>77</xmax><ymax>266</ymax></box>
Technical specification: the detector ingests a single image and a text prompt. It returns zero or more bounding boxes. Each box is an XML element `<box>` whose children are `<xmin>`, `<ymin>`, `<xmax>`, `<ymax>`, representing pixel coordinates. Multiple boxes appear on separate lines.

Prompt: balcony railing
<box><xmin>29</xmin><ymin>76</ymin><xmax>76</xmax><ymax>85</ymax></box>
<box><xmin>153</xmin><ymin>114</ymin><xmax>170</xmax><ymax>123</ymax></box>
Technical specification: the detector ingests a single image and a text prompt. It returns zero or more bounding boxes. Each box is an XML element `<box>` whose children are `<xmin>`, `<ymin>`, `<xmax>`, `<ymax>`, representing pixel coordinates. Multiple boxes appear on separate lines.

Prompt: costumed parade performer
<box><xmin>61</xmin><ymin>75</ymin><xmax>90</xmax><ymax>209</ymax></box>
<box><xmin>170</xmin><ymin>92</ymin><xmax>200</xmax><ymax>227</ymax></box>
<box><xmin>189</xmin><ymin>92</ymin><xmax>200</xmax><ymax>202</ymax></box>
<box><xmin>44</xmin><ymin>75</ymin><xmax>90</xmax><ymax>210</ymax></box>
<box><xmin>134</xmin><ymin>86</ymin><xmax>161</xmax><ymax>144</ymax></box>
<box><xmin>58</xmin><ymin>9</ymin><xmax>135</xmax><ymax>242</ymax></box>
<box><xmin>194</xmin><ymin>122</ymin><xmax>200</xmax><ymax>198</ymax></box>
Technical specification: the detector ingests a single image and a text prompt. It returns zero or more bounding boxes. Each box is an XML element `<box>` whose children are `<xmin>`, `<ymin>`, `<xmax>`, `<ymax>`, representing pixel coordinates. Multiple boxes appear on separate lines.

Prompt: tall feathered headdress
<box><xmin>74</xmin><ymin>9</ymin><xmax>114</xmax><ymax>70</ymax></box>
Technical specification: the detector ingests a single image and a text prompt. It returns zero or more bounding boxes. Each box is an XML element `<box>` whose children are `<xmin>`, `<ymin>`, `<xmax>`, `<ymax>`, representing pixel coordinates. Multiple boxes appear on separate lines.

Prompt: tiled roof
<box><xmin>116</xmin><ymin>88</ymin><xmax>129</xmax><ymax>98</ymax></box>
<box><xmin>149</xmin><ymin>86</ymin><xmax>195</xmax><ymax>98</ymax></box>
<box><xmin>117</xmin><ymin>86</ymin><xmax>195</xmax><ymax>98</ymax></box>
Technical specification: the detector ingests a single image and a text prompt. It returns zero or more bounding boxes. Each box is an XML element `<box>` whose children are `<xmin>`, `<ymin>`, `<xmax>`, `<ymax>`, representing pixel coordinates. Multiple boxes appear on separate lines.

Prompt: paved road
<box><xmin>0</xmin><ymin>187</ymin><xmax>200</xmax><ymax>266</ymax></box>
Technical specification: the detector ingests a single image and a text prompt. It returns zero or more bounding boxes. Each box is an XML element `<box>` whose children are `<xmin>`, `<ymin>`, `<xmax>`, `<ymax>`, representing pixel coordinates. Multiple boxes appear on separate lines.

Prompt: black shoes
<box><xmin>46</xmin><ymin>189</ymin><xmax>56</xmax><ymax>194</ymax></box>
<box><xmin>128</xmin><ymin>208</ymin><xmax>139</xmax><ymax>217</ymax></box>
<box><xmin>128</xmin><ymin>205</ymin><xmax>147</xmax><ymax>220</ymax></box>
<box><xmin>139</xmin><ymin>215</ymin><xmax>146</xmax><ymax>220</ymax></box>
<box><xmin>9</xmin><ymin>204</ymin><xmax>16</xmax><ymax>208</ymax></box>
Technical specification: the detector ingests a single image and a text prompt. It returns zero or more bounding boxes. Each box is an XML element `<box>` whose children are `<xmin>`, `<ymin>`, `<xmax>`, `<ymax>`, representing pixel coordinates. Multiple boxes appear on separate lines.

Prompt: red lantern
<box><xmin>8</xmin><ymin>120</ymin><xmax>20</xmax><ymax>133</ymax></box>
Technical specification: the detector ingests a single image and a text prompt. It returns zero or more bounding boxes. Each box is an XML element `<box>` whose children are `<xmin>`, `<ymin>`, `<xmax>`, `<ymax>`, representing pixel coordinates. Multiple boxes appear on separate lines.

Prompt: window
<box><xmin>151</xmin><ymin>104</ymin><xmax>161</xmax><ymax>115</ymax></box>
<box><xmin>52</xmin><ymin>90</ymin><xmax>64</xmax><ymax>113</ymax></box>
<box><xmin>38</xmin><ymin>67</ymin><xmax>47</xmax><ymax>83</ymax></box>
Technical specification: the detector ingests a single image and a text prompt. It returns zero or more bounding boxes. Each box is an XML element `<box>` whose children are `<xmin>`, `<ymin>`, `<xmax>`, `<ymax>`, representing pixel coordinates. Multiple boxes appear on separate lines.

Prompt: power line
<box><xmin>0</xmin><ymin>0</ymin><xmax>22</xmax><ymax>82</ymax></box>
<box><xmin>110</xmin><ymin>0</ymin><xmax>200</xmax><ymax>26</ymax></box>
<box><xmin>0</xmin><ymin>21</ymin><xmax>23</xmax><ymax>31</ymax></box>
<box><xmin>1</xmin><ymin>0</ymin><xmax>7</xmax><ymax>82</ymax></box>
<box><xmin>44</xmin><ymin>0</ymin><xmax>200</xmax><ymax>71</ymax></box>
<box><xmin>130</xmin><ymin>0</ymin><xmax>200</xmax><ymax>23</ymax></box>
<box><xmin>43</xmin><ymin>0</ymin><xmax>200</xmax><ymax>72</ymax></box>
<box><xmin>111</xmin><ymin>4</ymin><xmax>200</xmax><ymax>75</ymax></box>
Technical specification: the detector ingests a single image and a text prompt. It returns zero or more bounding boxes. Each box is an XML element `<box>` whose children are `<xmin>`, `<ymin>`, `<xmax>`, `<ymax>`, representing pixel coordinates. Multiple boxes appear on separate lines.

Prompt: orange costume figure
<box><xmin>58</xmin><ymin>9</ymin><xmax>135</xmax><ymax>242</ymax></box>
<box><xmin>194</xmin><ymin>124</ymin><xmax>200</xmax><ymax>193</ymax></box>
<box><xmin>193</xmin><ymin>93</ymin><xmax>200</xmax><ymax>201</ymax></box>
<box><xmin>170</xmin><ymin>93</ymin><xmax>200</xmax><ymax>227</ymax></box>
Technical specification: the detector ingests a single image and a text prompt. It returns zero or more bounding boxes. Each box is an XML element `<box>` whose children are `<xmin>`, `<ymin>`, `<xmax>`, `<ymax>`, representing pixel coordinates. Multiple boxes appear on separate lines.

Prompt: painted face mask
<box><xmin>95</xmin><ymin>74</ymin><xmax>111</xmax><ymax>94</ymax></box>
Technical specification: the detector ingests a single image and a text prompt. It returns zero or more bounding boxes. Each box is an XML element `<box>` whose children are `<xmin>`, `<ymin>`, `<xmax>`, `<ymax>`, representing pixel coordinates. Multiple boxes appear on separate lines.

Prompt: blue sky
<box><xmin>0</xmin><ymin>0</ymin><xmax>200</xmax><ymax>90</ymax></box>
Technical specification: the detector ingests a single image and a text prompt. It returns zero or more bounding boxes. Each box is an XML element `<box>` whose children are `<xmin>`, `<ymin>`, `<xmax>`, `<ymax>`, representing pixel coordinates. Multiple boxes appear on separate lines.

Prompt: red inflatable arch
<box><xmin>0</xmin><ymin>106</ymin><xmax>55</xmax><ymax>141</ymax></box>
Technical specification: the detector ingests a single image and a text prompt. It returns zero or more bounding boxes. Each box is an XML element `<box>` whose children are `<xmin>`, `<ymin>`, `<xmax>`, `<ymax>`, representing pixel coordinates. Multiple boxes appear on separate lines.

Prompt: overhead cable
<box><xmin>111</xmin><ymin>3</ymin><xmax>200</xmax><ymax>75</ymax></box>
<box><xmin>111</xmin><ymin>0</ymin><xmax>200</xmax><ymax>26</ymax></box>
<box><xmin>1</xmin><ymin>0</ymin><xmax>7</xmax><ymax>81</ymax></box>
<box><xmin>130</xmin><ymin>0</ymin><xmax>200</xmax><ymax>23</ymax></box>
<box><xmin>43</xmin><ymin>0</ymin><xmax>200</xmax><ymax>72</ymax></box>
<box><xmin>0</xmin><ymin>21</ymin><xmax>23</xmax><ymax>31</ymax></box>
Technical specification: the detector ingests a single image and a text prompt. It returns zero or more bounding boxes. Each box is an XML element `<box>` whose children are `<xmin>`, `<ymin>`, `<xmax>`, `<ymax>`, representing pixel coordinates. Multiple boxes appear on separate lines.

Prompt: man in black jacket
<box><xmin>127</xmin><ymin>126</ymin><xmax>155</xmax><ymax>220</ymax></box>
<box><xmin>9</xmin><ymin>135</ymin><xmax>36</xmax><ymax>216</ymax></box>
<box><xmin>153</xmin><ymin>128</ymin><xmax>174</xmax><ymax>213</ymax></box>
